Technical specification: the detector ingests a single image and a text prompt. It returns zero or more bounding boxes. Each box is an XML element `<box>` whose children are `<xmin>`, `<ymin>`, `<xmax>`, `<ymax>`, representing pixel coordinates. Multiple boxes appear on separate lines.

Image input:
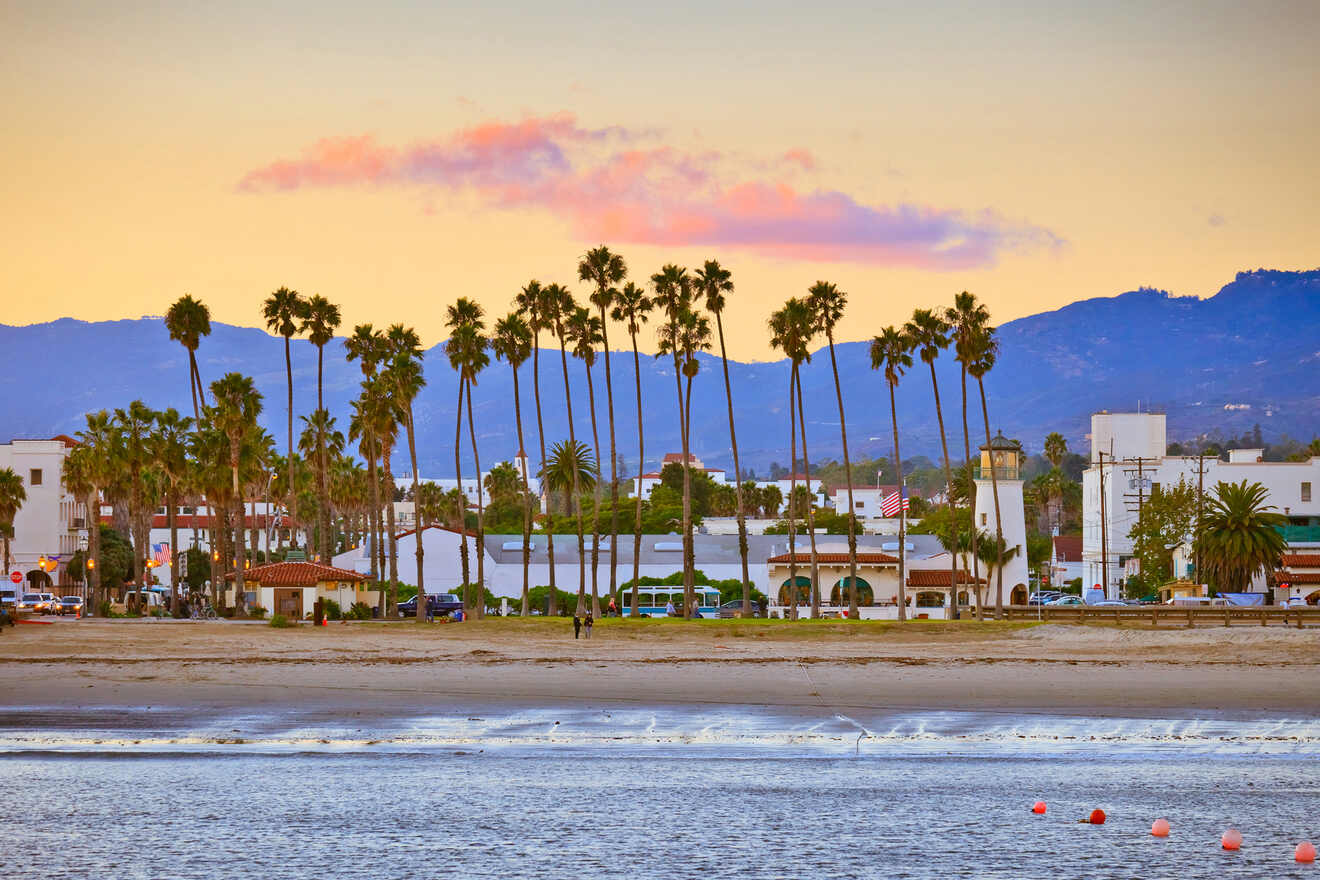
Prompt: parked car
<box><xmin>398</xmin><ymin>593</ymin><xmax>464</xmax><ymax>618</ymax></box>
<box><xmin>1047</xmin><ymin>595</ymin><xmax>1085</xmax><ymax>606</ymax></box>
<box><xmin>717</xmin><ymin>599</ymin><xmax>762</xmax><ymax>619</ymax></box>
<box><xmin>55</xmin><ymin>596</ymin><xmax>85</xmax><ymax>616</ymax></box>
<box><xmin>1027</xmin><ymin>591</ymin><xmax>1061</xmax><ymax>606</ymax></box>
<box><xmin>1088</xmin><ymin>599</ymin><xmax>1129</xmax><ymax>608</ymax></box>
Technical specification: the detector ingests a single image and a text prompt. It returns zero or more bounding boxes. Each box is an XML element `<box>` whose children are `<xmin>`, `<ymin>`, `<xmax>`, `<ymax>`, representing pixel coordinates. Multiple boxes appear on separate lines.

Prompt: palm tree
<box><xmin>568</xmin><ymin>305</ymin><xmax>605</xmax><ymax>618</ymax></box>
<box><xmin>540</xmin><ymin>440</ymin><xmax>598</xmax><ymax>572</ymax></box>
<box><xmin>263</xmin><ymin>287</ymin><xmax>309</xmax><ymax>549</ymax></box>
<box><xmin>491</xmin><ymin>312</ymin><xmax>535</xmax><ymax>616</ymax></box>
<box><xmin>304</xmin><ymin>294</ymin><xmax>342</xmax><ymax>561</ymax></box>
<box><xmin>164</xmin><ymin>294</ymin><xmax>212</xmax><ymax>420</ymax></box>
<box><xmin>611</xmin><ymin>282</ymin><xmax>652</xmax><ymax>617</ymax></box>
<box><xmin>514</xmin><ymin>281</ymin><xmax>559</xmax><ymax>617</ymax></box>
<box><xmin>345</xmin><ymin>325</ymin><xmax>393</xmax><ymax>594</ymax></box>
<box><xmin>348</xmin><ymin>393</ymin><xmax>380</xmax><ymax>582</ymax></box>
<box><xmin>1196</xmin><ymin>480</ymin><xmax>1287</xmax><ymax>592</ymax></box>
<box><xmin>113</xmin><ymin>401</ymin><xmax>158</xmax><ymax>613</ymax></box>
<box><xmin>966</xmin><ymin>326</ymin><xmax>1007</xmax><ymax>615</ymax></box>
<box><xmin>578</xmin><ymin>245</ymin><xmax>627</xmax><ymax>608</ymax></box>
<box><xmin>1044</xmin><ymin>432</ymin><xmax>1067</xmax><ymax>469</ymax></box>
<box><xmin>0</xmin><ymin>467</ymin><xmax>26</xmax><ymax>577</ymax></box>
<box><xmin>382</xmin><ymin>324</ymin><xmax>426</xmax><ymax>621</ymax></box>
<box><xmin>769</xmin><ymin>298</ymin><xmax>818</xmax><ymax>617</ymax></box>
<box><xmin>298</xmin><ymin>409</ymin><xmax>345</xmax><ymax>555</ymax></box>
<box><xmin>444</xmin><ymin>299</ymin><xmax>484</xmax><ymax>613</ymax></box>
<box><xmin>870</xmin><ymin>326</ymin><xmax>914</xmax><ymax>621</ymax></box>
<box><xmin>447</xmin><ymin>300</ymin><xmax>490</xmax><ymax>617</ymax></box>
<box><xmin>61</xmin><ymin>447</ymin><xmax>97</xmax><ymax>604</ymax></box>
<box><xmin>807</xmin><ymin>280</ymin><xmax>860</xmax><ymax>618</ymax></box>
<box><xmin>151</xmin><ymin>408</ymin><xmax>193</xmax><ymax>614</ymax></box>
<box><xmin>210</xmin><ymin>373</ymin><xmax>262</xmax><ymax>612</ymax></box>
<box><xmin>906</xmin><ymin>307</ymin><xmax>960</xmax><ymax>619</ymax></box>
<box><xmin>1041</xmin><ymin>431</ymin><xmax>1069</xmax><ymax>534</ymax></box>
<box><xmin>696</xmin><ymin>260</ymin><xmax>752</xmax><ymax>616</ymax></box>
<box><xmin>543</xmin><ymin>282</ymin><xmax>589</xmax><ymax>614</ymax></box>
<box><xmin>948</xmin><ymin>291</ymin><xmax>990</xmax><ymax>618</ymax></box>
<box><xmin>977</xmin><ymin>533</ymin><xmax>1021</xmax><ymax>608</ymax></box>
<box><xmin>75</xmin><ymin>411</ymin><xmax>114</xmax><ymax>611</ymax></box>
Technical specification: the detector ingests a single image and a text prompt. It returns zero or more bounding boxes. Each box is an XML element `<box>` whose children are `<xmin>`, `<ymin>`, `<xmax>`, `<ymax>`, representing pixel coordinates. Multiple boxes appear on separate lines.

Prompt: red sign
<box><xmin>9</xmin><ymin>571</ymin><xmax>21</xmax><ymax>584</ymax></box>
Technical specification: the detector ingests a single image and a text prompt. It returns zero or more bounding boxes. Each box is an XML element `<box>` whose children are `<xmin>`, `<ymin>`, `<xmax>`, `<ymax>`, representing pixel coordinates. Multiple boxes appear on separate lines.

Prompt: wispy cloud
<box><xmin>238</xmin><ymin>113</ymin><xmax>1061</xmax><ymax>268</ymax></box>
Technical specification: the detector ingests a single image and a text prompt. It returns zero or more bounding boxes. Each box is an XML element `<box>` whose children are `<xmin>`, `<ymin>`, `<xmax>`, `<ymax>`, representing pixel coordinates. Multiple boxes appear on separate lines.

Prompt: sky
<box><xmin>2</xmin><ymin>0</ymin><xmax>1317</xmax><ymax>361</ymax></box>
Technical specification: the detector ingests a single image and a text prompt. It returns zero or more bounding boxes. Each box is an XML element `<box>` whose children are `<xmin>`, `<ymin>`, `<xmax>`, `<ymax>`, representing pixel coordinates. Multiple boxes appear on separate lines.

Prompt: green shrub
<box><xmin>269</xmin><ymin>613</ymin><xmax>293</xmax><ymax>628</ymax></box>
<box><xmin>97</xmin><ymin>600</ymin><xmax>112</xmax><ymax>618</ymax></box>
<box><xmin>346</xmin><ymin>601</ymin><xmax>373</xmax><ymax>621</ymax></box>
<box><xmin>323</xmin><ymin>599</ymin><xmax>342</xmax><ymax>620</ymax></box>
<box><xmin>249</xmin><ymin>605</ymin><xmax>268</xmax><ymax>619</ymax></box>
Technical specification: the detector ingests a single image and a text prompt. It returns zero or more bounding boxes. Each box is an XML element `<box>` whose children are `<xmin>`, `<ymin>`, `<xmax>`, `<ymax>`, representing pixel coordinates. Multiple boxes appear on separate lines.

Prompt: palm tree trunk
<box><xmin>682</xmin><ymin>370</ymin><xmax>695</xmax><ymax>618</ymax></box>
<box><xmin>715</xmin><ymin>312</ymin><xmax>751</xmax><ymax>617</ymax></box>
<box><xmin>317</xmin><ymin>344</ymin><xmax>331</xmax><ymax>563</ymax></box>
<box><xmin>826</xmin><ymin>333</ymin><xmax>859</xmax><ymax>619</ymax></box>
<box><xmin>960</xmin><ymin>365</ymin><xmax>982</xmax><ymax>620</ymax></box>
<box><xmin>453</xmin><ymin>374</ymin><xmax>471</xmax><ymax>609</ymax></box>
<box><xmin>598</xmin><ymin>307</ymin><xmax>620</xmax><ymax>610</ymax></box>
<box><xmin>465</xmin><ymin>380</ymin><xmax>485</xmax><ymax>619</ymax></box>
<box><xmin>168</xmin><ymin>492</ymin><xmax>179</xmax><ymax>617</ymax></box>
<box><xmin>978</xmin><ymin>376</ymin><xmax>1006</xmax><ymax>616</ymax></box>
<box><xmin>555</xmin><ymin>332</ymin><xmax>586</xmax><ymax>616</ymax></box>
<box><xmin>383</xmin><ymin>443</ymin><xmax>398</xmax><ymax>593</ymax></box>
<box><xmin>786</xmin><ymin>362</ymin><xmax>799</xmax><ymax>621</ymax></box>
<box><xmin>532</xmin><ymin>340</ymin><xmax>557</xmax><ymax>617</ymax></box>
<box><xmin>794</xmin><ymin>371</ymin><xmax>820</xmax><ymax>619</ymax></box>
<box><xmin>584</xmin><ymin>360</ymin><xmax>602</xmax><ymax>619</ymax></box>
<box><xmin>86</xmin><ymin>490</ymin><xmax>101</xmax><ymax>612</ymax></box>
<box><xmin>668</xmin><ymin>348</ymin><xmax>690</xmax><ymax>617</ymax></box>
<box><xmin>187</xmin><ymin>351</ymin><xmax>201</xmax><ymax>421</ymax></box>
<box><xmin>511</xmin><ymin>363</ymin><xmax>531</xmax><ymax>617</ymax></box>
<box><xmin>406</xmin><ymin>407</ymin><xmax>424</xmax><ymax>624</ymax></box>
<box><xmin>928</xmin><ymin>362</ymin><xmax>959</xmax><ymax>619</ymax></box>
<box><xmin>629</xmin><ymin>331</ymin><xmax>644</xmax><ymax>618</ymax></box>
<box><xmin>283</xmin><ymin>336</ymin><xmax>298</xmax><ymax>549</ymax></box>
<box><xmin>889</xmin><ymin>384</ymin><xmax>907</xmax><ymax>622</ymax></box>
<box><xmin>230</xmin><ymin>445</ymin><xmax>246</xmax><ymax>614</ymax></box>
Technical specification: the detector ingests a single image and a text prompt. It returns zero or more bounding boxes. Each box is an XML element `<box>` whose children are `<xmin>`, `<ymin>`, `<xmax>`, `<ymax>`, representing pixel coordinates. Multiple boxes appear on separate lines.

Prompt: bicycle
<box><xmin>189</xmin><ymin>596</ymin><xmax>218</xmax><ymax>621</ymax></box>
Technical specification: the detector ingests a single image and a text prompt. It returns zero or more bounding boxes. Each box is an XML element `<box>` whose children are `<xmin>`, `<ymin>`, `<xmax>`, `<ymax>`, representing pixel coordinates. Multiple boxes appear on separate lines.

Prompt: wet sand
<box><xmin>2</xmin><ymin>618</ymin><xmax>1318</xmax><ymax>725</ymax></box>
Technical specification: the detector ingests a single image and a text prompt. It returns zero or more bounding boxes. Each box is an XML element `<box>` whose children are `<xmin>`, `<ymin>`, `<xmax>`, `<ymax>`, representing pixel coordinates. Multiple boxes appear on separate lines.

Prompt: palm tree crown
<box><xmin>1197</xmin><ymin>480</ymin><xmax>1287</xmax><ymax>592</ymax></box>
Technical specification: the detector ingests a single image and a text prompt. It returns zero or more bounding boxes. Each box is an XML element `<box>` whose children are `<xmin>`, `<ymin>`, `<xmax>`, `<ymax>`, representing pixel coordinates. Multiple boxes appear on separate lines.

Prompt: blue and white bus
<box><xmin>620</xmin><ymin>586</ymin><xmax>722</xmax><ymax>618</ymax></box>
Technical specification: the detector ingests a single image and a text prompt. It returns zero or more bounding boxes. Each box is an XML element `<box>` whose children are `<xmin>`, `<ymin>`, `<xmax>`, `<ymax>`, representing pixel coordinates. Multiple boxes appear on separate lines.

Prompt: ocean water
<box><xmin>1</xmin><ymin>707</ymin><xmax>1317</xmax><ymax>879</ymax></box>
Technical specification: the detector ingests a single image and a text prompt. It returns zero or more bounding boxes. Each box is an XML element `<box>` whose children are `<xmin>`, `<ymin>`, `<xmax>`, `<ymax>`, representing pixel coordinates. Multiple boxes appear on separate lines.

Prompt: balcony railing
<box><xmin>1277</xmin><ymin>525</ymin><xmax>1320</xmax><ymax>543</ymax></box>
<box><xmin>972</xmin><ymin>464</ymin><xmax>1020</xmax><ymax>481</ymax></box>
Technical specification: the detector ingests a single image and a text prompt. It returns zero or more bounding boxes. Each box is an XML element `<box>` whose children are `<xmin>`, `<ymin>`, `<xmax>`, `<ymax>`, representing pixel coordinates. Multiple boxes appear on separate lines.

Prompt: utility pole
<box><xmin>1099</xmin><ymin>450</ymin><xmax>1108</xmax><ymax>600</ymax></box>
<box><xmin>1195</xmin><ymin>451</ymin><xmax>1207</xmax><ymax>583</ymax></box>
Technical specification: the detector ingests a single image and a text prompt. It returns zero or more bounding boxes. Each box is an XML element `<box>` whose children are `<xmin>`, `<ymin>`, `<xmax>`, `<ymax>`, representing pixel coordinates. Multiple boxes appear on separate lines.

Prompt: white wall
<box><xmin>0</xmin><ymin>438</ymin><xmax>84</xmax><ymax>586</ymax></box>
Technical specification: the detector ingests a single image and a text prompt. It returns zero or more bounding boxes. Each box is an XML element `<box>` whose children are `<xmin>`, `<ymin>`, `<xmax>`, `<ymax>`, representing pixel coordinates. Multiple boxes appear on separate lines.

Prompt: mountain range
<box><xmin>2</xmin><ymin>268</ymin><xmax>1317</xmax><ymax>476</ymax></box>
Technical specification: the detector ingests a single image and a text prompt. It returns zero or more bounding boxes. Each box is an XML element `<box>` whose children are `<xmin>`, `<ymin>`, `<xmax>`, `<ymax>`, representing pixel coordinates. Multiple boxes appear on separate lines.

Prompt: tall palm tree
<box><xmin>1044</xmin><ymin>432</ymin><xmax>1067</xmax><ymax>469</ymax></box>
<box><xmin>578</xmin><ymin>246</ymin><xmax>627</xmax><ymax>608</ymax></box>
<box><xmin>568</xmin><ymin>305</ymin><xmax>606</xmax><ymax>618</ymax></box>
<box><xmin>696</xmin><ymin>260</ymin><xmax>752</xmax><ymax>616</ymax></box>
<box><xmin>977</xmin><ymin>533</ymin><xmax>1021</xmax><ymax>606</ymax></box>
<box><xmin>113</xmin><ymin>401</ymin><xmax>158</xmax><ymax>613</ymax></box>
<box><xmin>491</xmin><ymin>312</ymin><xmax>535</xmax><ymax>616</ymax></box>
<box><xmin>611</xmin><ymin>282</ymin><xmax>652</xmax><ymax>617</ymax></box>
<box><xmin>298</xmin><ymin>408</ymin><xmax>345</xmax><ymax>555</ymax></box>
<box><xmin>966</xmin><ymin>326</ymin><xmax>1006</xmax><ymax>615</ymax></box>
<box><xmin>348</xmin><ymin>392</ymin><xmax>380</xmax><ymax>582</ymax></box>
<box><xmin>1196</xmin><ymin>480</ymin><xmax>1287</xmax><ymax>593</ymax></box>
<box><xmin>304</xmin><ymin>294</ymin><xmax>342</xmax><ymax>561</ymax></box>
<box><xmin>382</xmin><ymin>324</ymin><xmax>426</xmax><ymax>621</ymax></box>
<box><xmin>151</xmin><ymin>408</ymin><xmax>193</xmax><ymax>614</ymax></box>
<box><xmin>446</xmin><ymin>301</ymin><xmax>490</xmax><ymax>617</ymax></box>
<box><xmin>444</xmin><ymin>299</ymin><xmax>485</xmax><ymax>611</ymax></box>
<box><xmin>769</xmin><ymin>298</ymin><xmax>818</xmax><ymax>617</ymax></box>
<box><xmin>543</xmin><ymin>282</ymin><xmax>589</xmax><ymax>614</ymax></box>
<box><xmin>210</xmin><ymin>373</ymin><xmax>262</xmax><ymax>612</ymax></box>
<box><xmin>263</xmin><ymin>287</ymin><xmax>309</xmax><ymax>549</ymax></box>
<box><xmin>75</xmin><ymin>411</ymin><xmax>114</xmax><ymax>611</ymax></box>
<box><xmin>514</xmin><ymin>280</ymin><xmax>559</xmax><ymax>617</ymax></box>
<box><xmin>870</xmin><ymin>327</ymin><xmax>914</xmax><ymax>621</ymax></box>
<box><xmin>807</xmin><ymin>280</ymin><xmax>860</xmax><ymax>618</ymax></box>
<box><xmin>164</xmin><ymin>294</ymin><xmax>212</xmax><ymax>420</ymax></box>
<box><xmin>61</xmin><ymin>447</ymin><xmax>97</xmax><ymax>603</ymax></box>
<box><xmin>345</xmin><ymin>325</ymin><xmax>393</xmax><ymax>591</ymax></box>
<box><xmin>0</xmin><ymin>467</ymin><xmax>26</xmax><ymax>577</ymax></box>
<box><xmin>948</xmin><ymin>291</ymin><xmax>990</xmax><ymax>618</ymax></box>
<box><xmin>906</xmin><ymin>307</ymin><xmax>959</xmax><ymax>619</ymax></box>
<box><xmin>540</xmin><ymin>440</ymin><xmax>597</xmax><ymax>574</ymax></box>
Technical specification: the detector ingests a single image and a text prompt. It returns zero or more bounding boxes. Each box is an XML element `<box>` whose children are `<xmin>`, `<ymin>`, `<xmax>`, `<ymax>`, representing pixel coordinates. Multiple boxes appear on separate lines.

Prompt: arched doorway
<box><xmin>829</xmin><ymin>577</ymin><xmax>873</xmax><ymax>605</ymax></box>
<box><xmin>779</xmin><ymin>576</ymin><xmax>811</xmax><ymax>605</ymax></box>
<box><xmin>1011</xmin><ymin>585</ymin><xmax>1028</xmax><ymax>605</ymax></box>
<box><xmin>26</xmin><ymin>570</ymin><xmax>52</xmax><ymax>591</ymax></box>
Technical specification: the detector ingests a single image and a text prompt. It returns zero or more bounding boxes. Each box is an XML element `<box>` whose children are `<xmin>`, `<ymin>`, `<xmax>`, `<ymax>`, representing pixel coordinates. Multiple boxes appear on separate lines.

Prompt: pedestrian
<box><xmin>573</xmin><ymin>614</ymin><xmax>581</xmax><ymax>639</ymax></box>
<box><xmin>665</xmin><ymin>600</ymin><xmax>676</xmax><ymax>617</ymax></box>
<box><xmin>584</xmin><ymin>612</ymin><xmax>593</xmax><ymax>639</ymax></box>
<box><xmin>607</xmin><ymin>596</ymin><xmax>617</xmax><ymax>617</ymax></box>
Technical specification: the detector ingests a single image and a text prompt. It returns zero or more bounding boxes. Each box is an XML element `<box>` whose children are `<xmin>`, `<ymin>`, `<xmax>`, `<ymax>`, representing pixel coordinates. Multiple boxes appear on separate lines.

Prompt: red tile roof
<box><xmin>225</xmin><ymin>561</ymin><xmax>366</xmax><ymax>586</ymax></box>
<box><xmin>1053</xmin><ymin>536</ymin><xmax>1083</xmax><ymax>562</ymax></box>
<box><xmin>393</xmin><ymin>523</ymin><xmax>480</xmax><ymax>540</ymax></box>
<box><xmin>662</xmin><ymin>453</ymin><xmax>700</xmax><ymax>464</ymax></box>
<box><xmin>906</xmin><ymin>569</ymin><xmax>986</xmax><ymax>587</ymax></box>
<box><xmin>1280</xmin><ymin>554</ymin><xmax>1320</xmax><ymax>568</ymax></box>
<box><xmin>1275</xmin><ymin>571</ymin><xmax>1320</xmax><ymax>585</ymax></box>
<box><xmin>767</xmin><ymin>552</ymin><xmax>899</xmax><ymax>564</ymax></box>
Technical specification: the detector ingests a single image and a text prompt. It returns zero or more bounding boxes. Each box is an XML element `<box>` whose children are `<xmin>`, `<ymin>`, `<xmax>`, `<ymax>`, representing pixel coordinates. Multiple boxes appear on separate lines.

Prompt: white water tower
<box><xmin>973</xmin><ymin>433</ymin><xmax>1029</xmax><ymax>604</ymax></box>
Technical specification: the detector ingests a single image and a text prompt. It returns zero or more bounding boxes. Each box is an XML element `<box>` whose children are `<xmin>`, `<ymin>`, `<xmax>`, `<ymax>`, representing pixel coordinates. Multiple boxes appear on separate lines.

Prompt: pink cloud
<box><xmin>238</xmin><ymin>115</ymin><xmax>1061</xmax><ymax>268</ymax></box>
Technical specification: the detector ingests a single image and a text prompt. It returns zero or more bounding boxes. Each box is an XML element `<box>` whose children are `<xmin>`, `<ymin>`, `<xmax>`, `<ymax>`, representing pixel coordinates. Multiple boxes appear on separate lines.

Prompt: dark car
<box><xmin>398</xmin><ymin>593</ymin><xmax>464</xmax><ymax>618</ymax></box>
<box><xmin>717</xmin><ymin>599</ymin><xmax>762</xmax><ymax>619</ymax></box>
<box><xmin>55</xmin><ymin>596</ymin><xmax>85</xmax><ymax>617</ymax></box>
<box><xmin>1027</xmin><ymin>591</ymin><xmax>1061</xmax><ymax>606</ymax></box>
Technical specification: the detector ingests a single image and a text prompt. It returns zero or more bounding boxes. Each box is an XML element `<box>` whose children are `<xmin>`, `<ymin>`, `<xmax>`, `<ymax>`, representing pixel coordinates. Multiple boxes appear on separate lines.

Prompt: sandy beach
<box><xmin>2</xmin><ymin>618</ymin><xmax>1318</xmax><ymax>724</ymax></box>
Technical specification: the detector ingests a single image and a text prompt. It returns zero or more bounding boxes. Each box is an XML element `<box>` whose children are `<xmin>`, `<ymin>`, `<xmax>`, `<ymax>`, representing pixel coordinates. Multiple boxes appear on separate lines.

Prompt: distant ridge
<box><xmin>1</xmin><ymin>268</ymin><xmax>1317</xmax><ymax>472</ymax></box>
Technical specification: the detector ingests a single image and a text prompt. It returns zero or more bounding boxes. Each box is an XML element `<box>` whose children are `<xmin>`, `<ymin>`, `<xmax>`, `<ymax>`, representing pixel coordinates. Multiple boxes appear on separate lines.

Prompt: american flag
<box><xmin>880</xmin><ymin>489</ymin><xmax>910</xmax><ymax>517</ymax></box>
<box><xmin>152</xmin><ymin>543</ymin><xmax>172</xmax><ymax>566</ymax></box>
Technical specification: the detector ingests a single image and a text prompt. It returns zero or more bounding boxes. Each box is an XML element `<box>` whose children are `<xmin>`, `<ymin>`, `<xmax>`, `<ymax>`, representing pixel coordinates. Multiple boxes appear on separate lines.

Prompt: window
<box><xmin>855</xmin><ymin>501</ymin><xmax>864</xmax><ymax>509</ymax></box>
<box><xmin>1303</xmin><ymin>482</ymin><xmax>1312</xmax><ymax>503</ymax></box>
<box><xmin>29</xmin><ymin>469</ymin><xmax>42</xmax><ymax>486</ymax></box>
<box><xmin>980</xmin><ymin>513</ymin><xmax>988</xmax><ymax>526</ymax></box>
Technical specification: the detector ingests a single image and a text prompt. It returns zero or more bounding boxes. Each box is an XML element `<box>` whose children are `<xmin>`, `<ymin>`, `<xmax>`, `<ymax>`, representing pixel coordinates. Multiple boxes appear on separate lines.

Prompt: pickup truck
<box><xmin>398</xmin><ymin>593</ymin><xmax>465</xmax><ymax>618</ymax></box>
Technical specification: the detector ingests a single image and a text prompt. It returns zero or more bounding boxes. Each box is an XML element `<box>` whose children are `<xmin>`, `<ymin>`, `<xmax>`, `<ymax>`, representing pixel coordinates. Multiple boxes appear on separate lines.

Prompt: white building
<box><xmin>972</xmin><ymin>434</ymin><xmax>1031</xmax><ymax>602</ymax></box>
<box><xmin>1082</xmin><ymin>411</ymin><xmax>1320</xmax><ymax>597</ymax></box>
<box><xmin>397</xmin><ymin>451</ymin><xmax>541</xmax><ymax>509</ymax></box>
<box><xmin>1</xmin><ymin>436</ymin><xmax>87</xmax><ymax>589</ymax></box>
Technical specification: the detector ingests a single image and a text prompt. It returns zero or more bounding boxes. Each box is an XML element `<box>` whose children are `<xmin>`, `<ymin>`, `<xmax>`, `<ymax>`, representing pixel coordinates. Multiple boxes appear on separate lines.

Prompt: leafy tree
<box><xmin>1129</xmin><ymin>479</ymin><xmax>1197</xmax><ymax>585</ymax></box>
<box><xmin>0</xmin><ymin>468</ymin><xmax>26</xmax><ymax>575</ymax></box>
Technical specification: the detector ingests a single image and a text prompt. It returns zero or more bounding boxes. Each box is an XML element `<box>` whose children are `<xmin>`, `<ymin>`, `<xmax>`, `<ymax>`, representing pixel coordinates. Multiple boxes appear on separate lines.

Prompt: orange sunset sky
<box><xmin>3</xmin><ymin>0</ymin><xmax>1317</xmax><ymax>360</ymax></box>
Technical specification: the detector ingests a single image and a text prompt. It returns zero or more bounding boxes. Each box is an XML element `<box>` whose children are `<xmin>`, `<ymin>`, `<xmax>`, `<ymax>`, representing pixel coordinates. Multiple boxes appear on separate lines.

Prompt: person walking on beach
<box><xmin>573</xmin><ymin>614</ymin><xmax>581</xmax><ymax>639</ymax></box>
<box><xmin>607</xmin><ymin>596</ymin><xmax>617</xmax><ymax>617</ymax></box>
<box><xmin>583</xmin><ymin>612</ymin><xmax>593</xmax><ymax>639</ymax></box>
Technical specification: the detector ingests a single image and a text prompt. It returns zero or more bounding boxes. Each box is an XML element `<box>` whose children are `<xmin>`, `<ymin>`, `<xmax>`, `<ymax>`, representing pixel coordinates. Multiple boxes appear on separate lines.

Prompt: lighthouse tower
<box><xmin>973</xmin><ymin>433</ymin><xmax>1030</xmax><ymax>605</ymax></box>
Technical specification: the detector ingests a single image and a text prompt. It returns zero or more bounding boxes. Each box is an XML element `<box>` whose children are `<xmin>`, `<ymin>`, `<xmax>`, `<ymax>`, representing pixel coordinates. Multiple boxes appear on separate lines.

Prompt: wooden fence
<box><xmin>1000</xmin><ymin>604</ymin><xmax>1320</xmax><ymax>628</ymax></box>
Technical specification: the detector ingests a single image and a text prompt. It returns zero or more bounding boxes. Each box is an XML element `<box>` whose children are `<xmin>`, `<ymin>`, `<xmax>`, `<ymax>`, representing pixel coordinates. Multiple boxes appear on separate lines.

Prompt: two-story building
<box><xmin>0</xmin><ymin>436</ymin><xmax>87</xmax><ymax>589</ymax></box>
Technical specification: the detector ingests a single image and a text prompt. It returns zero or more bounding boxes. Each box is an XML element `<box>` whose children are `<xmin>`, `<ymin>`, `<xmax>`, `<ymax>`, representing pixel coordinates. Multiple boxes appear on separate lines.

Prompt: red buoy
<box><xmin>1296</xmin><ymin>842</ymin><xmax>1316</xmax><ymax>863</ymax></box>
<box><xmin>1032</xmin><ymin>801</ymin><xmax>1046</xmax><ymax>815</ymax></box>
<box><xmin>1151</xmin><ymin>818</ymin><xmax>1170</xmax><ymax>837</ymax></box>
<box><xmin>1089</xmin><ymin>809</ymin><xmax>1106</xmax><ymax>825</ymax></box>
<box><xmin>1222</xmin><ymin>829</ymin><xmax>1242</xmax><ymax>851</ymax></box>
